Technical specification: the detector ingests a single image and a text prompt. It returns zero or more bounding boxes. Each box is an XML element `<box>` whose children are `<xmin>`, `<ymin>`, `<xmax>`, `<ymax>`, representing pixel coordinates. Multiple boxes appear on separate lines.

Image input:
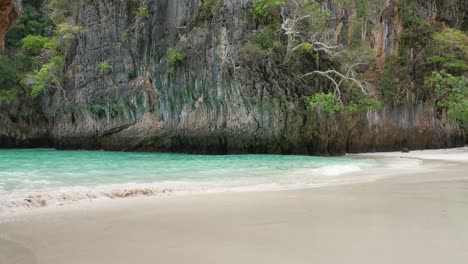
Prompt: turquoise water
<box><xmin>0</xmin><ymin>149</ymin><xmax>378</xmax><ymax>208</ymax></box>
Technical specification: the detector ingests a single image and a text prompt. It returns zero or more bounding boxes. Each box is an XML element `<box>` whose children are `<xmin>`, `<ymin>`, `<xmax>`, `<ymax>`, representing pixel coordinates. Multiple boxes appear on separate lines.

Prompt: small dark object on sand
<box><xmin>401</xmin><ymin>148</ymin><xmax>410</xmax><ymax>153</ymax></box>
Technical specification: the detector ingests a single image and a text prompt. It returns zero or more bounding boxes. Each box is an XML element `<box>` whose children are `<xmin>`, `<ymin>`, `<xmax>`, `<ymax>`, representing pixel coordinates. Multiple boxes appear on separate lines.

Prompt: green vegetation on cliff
<box><xmin>21</xmin><ymin>35</ymin><xmax>53</xmax><ymax>55</ymax></box>
<box><xmin>2</xmin><ymin>1</ymin><xmax>467</xmax><ymax>113</ymax></box>
<box><xmin>0</xmin><ymin>0</ymin><xmax>466</xmax><ymax>152</ymax></box>
<box><xmin>242</xmin><ymin>0</ymin><xmax>467</xmax><ymax>126</ymax></box>
<box><xmin>6</xmin><ymin>3</ymin><xmax>48</xmax><ymax>47</ymax></box>
<box><xmin>199</xmin><ymin>0</ymin><xmax>224</xmax><ymax>19</ymax></box>
<box><xmin>2</xmin><ymin>0</ymin><xmax>81</xmax><ymax>100</ymax></box>
<box><xmin>97</xmin><ymin>62</ymin><xmax>113</xmax><ymax>75</ymax></box>
<box><xmin>245</xmin><ymin>0</ymin><xmax>382</xmax><ymax>115</ymax></box>
<box><xmin>0</xmin><ymin>55</ymin><xmax>19</xmax><ymax>102</ymax></box>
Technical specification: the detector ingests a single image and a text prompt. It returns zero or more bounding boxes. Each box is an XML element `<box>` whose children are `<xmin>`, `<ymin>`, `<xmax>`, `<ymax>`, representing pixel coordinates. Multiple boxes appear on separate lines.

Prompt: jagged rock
<box><xmin>0</xmin><ymin>0</ymin><xmax>465</xmax><ymax>154</ymax></box>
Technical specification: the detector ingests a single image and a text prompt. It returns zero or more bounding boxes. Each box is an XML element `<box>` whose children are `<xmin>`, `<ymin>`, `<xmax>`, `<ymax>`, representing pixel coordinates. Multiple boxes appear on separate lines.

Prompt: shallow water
<box><xmin>0</xmin><ymin>149</ymin><xmax>379</xmax><ymax>209</ymax></box>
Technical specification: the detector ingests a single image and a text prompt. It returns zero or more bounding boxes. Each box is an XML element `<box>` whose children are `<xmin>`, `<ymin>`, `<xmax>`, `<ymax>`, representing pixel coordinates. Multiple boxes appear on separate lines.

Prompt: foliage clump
<box><xmin>135</xmin><ymin>7</ymin><xmax>150</xmax><ymax>20</ymax></box>
<box><xmin>167</xmin><ymin>48</ymin><xmax>185</xmax><ymax>65</ymax></box>
<box><xmin>31</xmin><ymin>56</ymin><xmax>64</xmax><ymax>97</ymax></box>
<box><xmin>97</xmin><ymin>62</ymin><xmax>113</xmax><ymax>75</ymax></box>
<box><xmin>199</xmin><ymin>0</ymin><xmax>224</xmax><ymax>20</ymax></box>
<box><xmin>2</xmin><ymin>1</ymin><xmax>83</xmax><ymax>101</ymax></box>
<box><xmin>252</xmin><ymin>0</ymin><xmax>284</xmax><ymax>17</ymax></box>
<box><xmin>426</xmin><ymin>28</ymin><xmax>468</xmax><ymax>75</ymax></box>
<box><xmin>348</xmin><ymin>98</ymin><xmax>383</xmax><ymax>115</ymax></box>
<box><xmin>0</xmin><ymin>90</ymin><xmax>17</xmax><ymax>103</ymax></box>
<box><xmin>307</xmin><ymin>93</ymin><xmax>344</xmax><ymax>114</ymax></box>
<box><xmin>307</xmin><ymin>92</ymin><xmax>383</xmax><ymax>115</ymax></box>
<box><xmin>421</xmin><ymin>28</ymin><xmax>468</xmax><ymax>127</ymax></box>
<box><xmin>56</xmin><ymin>23</ymin><xmax>84</xmax><ymax>40</ymax></box>
<box><xmin>21</xmin><ymin>35</ymin><xmax>52</xmax><ymax>55</ymax></box>
<box><xmin>244</xmin><ymin>23</ymin><xmax>282</xmax><ymax>59</ymax></box>
<box><xmin>425</xmin><ymin>71</ymin><xmax>468</xmax><ymax>128</ymax></box>
<box><xmin>0</xmin><ymin>55</ymin><xmax>20</xmax><ymax>101</ymax></box>
<box><xmin>6</xmin><ymin>4</ymin><xmax>48</xmax><ymax>47</ymax></box>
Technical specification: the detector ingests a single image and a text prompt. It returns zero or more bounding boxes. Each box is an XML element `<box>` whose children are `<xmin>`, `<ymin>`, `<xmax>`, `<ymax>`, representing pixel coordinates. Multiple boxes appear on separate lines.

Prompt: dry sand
<box><xmin>1</xmin><ymin>148</ymin><xmax>468</xmax><ymax>264</ymax></box>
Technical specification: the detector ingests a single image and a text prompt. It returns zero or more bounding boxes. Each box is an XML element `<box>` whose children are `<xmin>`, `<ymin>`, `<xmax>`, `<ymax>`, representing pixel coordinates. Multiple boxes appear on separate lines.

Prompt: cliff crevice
<box><xmin>0</xmin><ymin>0</ymin><xmax>465</xmax><ymax>154</ymax></box>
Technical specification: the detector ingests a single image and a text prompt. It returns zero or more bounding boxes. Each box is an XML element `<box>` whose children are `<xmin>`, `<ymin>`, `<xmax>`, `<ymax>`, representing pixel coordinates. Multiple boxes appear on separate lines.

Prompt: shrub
<box><xmin>199</xmin><ymin>0</ymin><xmax>224</xmax><ymax>19</ymax></box>
<box><xmin>396</xmin><ymin>1</ymin><xmax>433</xmax><ymax>60</ymax></box>
<box><xmin>0</xmin><ymin>90</ymin><xmax>17</xmax><ymax>102</ymax></box>
<box><xmin>56</xmin><ymin>23</ymin><xmax>84</xmax><ymax>40</ymax></box>
<box><xmin>135</xmin><ymin>7</ymin><xmax>150</xmax><ymax>19</ymax></box>
<box><xmin>48</xmin><ymin>0</ymin><xmax>82</xmax><ymax>23</ymax></box>
<box><xmin>348</xmin><ymin>98</ymin><xmax>383</xmax><ymax>114</ymax></box>
<box><xmin>432</xmin><ymin>29</ymin><xmax>468</xmax><ymax>52</ymax></box>
<box><xmin>31</xmin><ymin>56</ymin><xmax>64</xmax><ymax>97</ymax></box>
<box><xmin>306</xmin><ymin>92</ymin><xmax>344</xmax><ymax>114</ymax></box>
<box><xmin>253</xmin><ymin>24</ymin><xmax>278</xmax><ymax>50</ymax></box>
<box><xmin>167</xmin><ymin>48</ymin><xmax>185</xmax><ymax>65</ymax></box>
<box><xmin>21</xmin><ymin>35</ymin><xmax>50</xmax><ymax>55</ymax></box>
<box><xmin>6</xmin><ymin>4</ymin><xmax>47</xmax><ymax>47</ymax></box>
<box><xmin>0</xmin><ymin>55</ymin><xmax>19</xmax><ymax>90</ymax></box>
<box><xmin>243</xmin><ymin>23</ymin><xmax>281</xmax><ymax>59</ymax></box>
<box><xmin>48</xmin><ymin>0</ymin><xmax>68</xmax><ymax>10</ymax></box>
<box><xmin>43</xmin><ymin>37</ymin><xmax>65</xmax><ymax>52</ymax></box>
<box><xmin>427</xmin><ymin>28</ymin><xmax>468</xmax><ymax>75</ymax></box>
<box><xmin>243</xmin><ymin>41</ymin><xmax>270</xmax><ymax>59</ymax></box>
<box><xmin>14</xmin><ymin>52</ymin><xmax>33</xmax><ymax>72</ymax></box>
<box><xmin>425</xmin><ymin>71</ymin><xmax>468</xmax><ymax>127</ymax></box>
<box><xmin>97</xmin><ymin>62</ymin><xmax>113</xmax><ymax>75</ymax></box>
<box><xmin>298</xmin><ymin>43</ymin><xmax>314</xmax><ymax>54</ymax></box>
<box><xmin>252</xmin><ymin>0</ymin><xmax>284</xmax><ymax>17</ymax></box>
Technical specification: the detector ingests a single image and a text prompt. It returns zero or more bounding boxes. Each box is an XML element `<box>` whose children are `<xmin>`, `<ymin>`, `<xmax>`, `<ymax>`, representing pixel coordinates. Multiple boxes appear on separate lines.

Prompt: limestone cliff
<box><xmin>0</xmin><ymin>0</ymin><xmax>49</xmax><ymax>147</ymax></box>
<box><xmin>0</xmin><ymin>0</ymin><xmax>466</xmax><ymax>154</ymax></box>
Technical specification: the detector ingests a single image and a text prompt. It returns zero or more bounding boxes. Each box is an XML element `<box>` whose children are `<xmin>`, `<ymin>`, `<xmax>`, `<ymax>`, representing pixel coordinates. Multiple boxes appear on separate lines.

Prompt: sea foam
<box><xmin>0</xmin><ymin>149</ymin><xmax>382</xmax><ymax>212</ymax></box>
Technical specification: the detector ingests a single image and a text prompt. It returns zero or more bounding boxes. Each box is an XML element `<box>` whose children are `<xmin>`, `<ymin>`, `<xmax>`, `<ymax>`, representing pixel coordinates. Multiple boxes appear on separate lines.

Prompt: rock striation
<box><xmin>0</xmin><ymin>0</ymin><xmax>465</xmax><ymax>154</ymax></box>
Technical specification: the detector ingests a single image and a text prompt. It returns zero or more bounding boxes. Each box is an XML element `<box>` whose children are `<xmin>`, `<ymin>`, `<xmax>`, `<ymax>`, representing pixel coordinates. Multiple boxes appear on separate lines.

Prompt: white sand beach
<box><xmin>1</xmin><ymin>148</ymin><xmax>468</xmax><ymax>264</ymax></box>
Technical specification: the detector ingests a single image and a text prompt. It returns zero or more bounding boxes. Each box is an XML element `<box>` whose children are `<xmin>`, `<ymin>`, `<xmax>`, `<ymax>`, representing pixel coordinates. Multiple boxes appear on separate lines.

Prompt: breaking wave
<box><xmin>0</xmin><ymin>149</ymin><xmax>381</xmax><ymax>213</ymax></box>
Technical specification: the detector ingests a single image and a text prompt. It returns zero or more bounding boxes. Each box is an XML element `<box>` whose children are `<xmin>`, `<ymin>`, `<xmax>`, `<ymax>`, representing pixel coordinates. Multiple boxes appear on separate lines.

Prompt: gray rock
<box><xmin>1</xmin><ymin>0</ymin><xmax>466</xmax><ymax>155</ymax></box>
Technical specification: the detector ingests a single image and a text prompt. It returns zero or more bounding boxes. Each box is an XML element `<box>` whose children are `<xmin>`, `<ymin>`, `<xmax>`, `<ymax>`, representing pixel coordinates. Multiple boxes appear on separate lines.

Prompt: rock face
<box><xmin>0</xmin><ymin>0</ymin><xmax>465</xmax><ymax>154</ymax></box>
<box><xmin>0</xmin><ymin>101</ymin><xmax>51</xmax><ymax>148</ymax></box>
<box><xmin>0</xmin><ymin>0</ymin><xmax>21</xmax><ymax>52</ymax></box>
<box><xmin>0</xmin><ymin>0</ymin><xmax>49</xmax><ymax>148</ymax></box>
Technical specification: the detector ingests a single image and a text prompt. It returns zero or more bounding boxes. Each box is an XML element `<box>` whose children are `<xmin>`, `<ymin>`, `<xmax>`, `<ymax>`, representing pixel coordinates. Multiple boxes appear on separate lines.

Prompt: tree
<box><xmin>280</xmin><ymin>0</ymin><xmax>334</xmax><ymax>55</ymax></box>
<box><xmin>0</xmin><ymin>55</ymin><xmax>19</xmax><ymax>102</ymax></box>
<box><xmin>21</xmin><ymin>35</ymin><xmax>51</xmax><ymax>55</ymax></box>
<box><xmin>277</xmin><ymin>0</ymin><xmax>372</xmax><ymax>102</ymax></box>
<box><xmin>0</xmin><ymin>55</ymin><xmax>19</xmax><ymax>90</ymax></box>
<box><xmin>31</xmin><ymin>55</ymin><xmax>65</xmax><ymax>98</ymax></box>
<box><xmin>427</xmin><ymin>28</ymin><xmax>468</xmax><ymax>75</ymax></box>
<box><xmin>6</xmin><ymin>4</ymin><xmax>48</xmax><ymax>47</ymax></box>
<box><xmin>425</xmin><ymin>71</ymin><xmax>468</xmax><ymax>127</ymax></box>
<box><xmin>306</xmin><ymin>92</ymin><xmax>343</xmax><ymax>114</ymax></box>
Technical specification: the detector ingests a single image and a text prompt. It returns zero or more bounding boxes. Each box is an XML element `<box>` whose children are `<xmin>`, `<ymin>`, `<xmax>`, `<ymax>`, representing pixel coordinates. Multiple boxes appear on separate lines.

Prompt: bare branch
<box><xmin>313</xmin><ymin>42</ymin><xmax>341</xmax><ymax>51</ymax></box>
<box><xmin>290</xmin><ymin>43</ymin><xmax>310</xmax><ymax>52</ymax></box>
<box><xmin>302</xmin><ymin>71</ymin><xmax>342</xmax><ymax>102</ymax></box>
<box><xmin>301</xmin><ymin>70</ymin><xmax>371</xmax><ymax>101</ymax></box>
<box><xmin>280</xmin><ymin>0</ymin><xmax>373</xmax><ymax>100</ymax></box>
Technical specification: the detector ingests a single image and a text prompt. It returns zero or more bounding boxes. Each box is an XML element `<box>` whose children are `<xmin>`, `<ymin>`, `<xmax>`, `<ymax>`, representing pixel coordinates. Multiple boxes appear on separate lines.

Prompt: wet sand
<box><xmin>1</xmin><ymin>149</ymin><xmax>468</xmax><ymax>264</ymax></box>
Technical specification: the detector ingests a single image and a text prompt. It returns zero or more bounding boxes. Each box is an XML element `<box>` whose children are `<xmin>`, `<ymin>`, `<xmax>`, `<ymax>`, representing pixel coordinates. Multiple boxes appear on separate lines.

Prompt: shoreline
<box><xmin>1</xmin><ymin>148</ymin><xmax>468</xmax><ymax>263</ymax></box>
<box><xmin>0</xmin><ymin>147</ymin><xmax>466</xmax><ymax>218</ymax></box>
